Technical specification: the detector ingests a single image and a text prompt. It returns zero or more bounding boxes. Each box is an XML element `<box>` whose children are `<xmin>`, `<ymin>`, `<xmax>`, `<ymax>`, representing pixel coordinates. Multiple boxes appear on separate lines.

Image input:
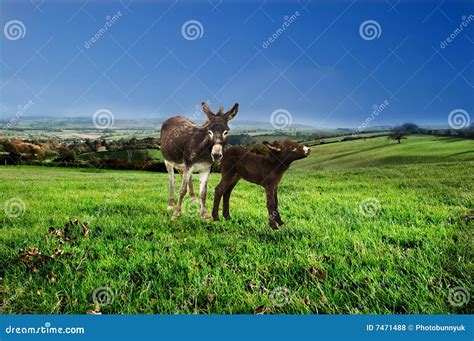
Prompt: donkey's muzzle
<box><xmin>211</xmin><ymin>152</ymin><xmax>223</xmax><ymax>162</ymax></box>
<box><xmin>211</xmin><ymin>143</ymin><xmax>223</xmax><ymax>162</ymax></box>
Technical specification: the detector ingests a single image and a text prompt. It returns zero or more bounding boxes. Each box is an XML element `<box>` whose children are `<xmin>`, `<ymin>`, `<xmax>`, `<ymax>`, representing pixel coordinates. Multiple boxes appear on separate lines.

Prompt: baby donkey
<box><xmin>212</xmin><ymin>140</ymin><xmax>310</xmax><ymax>230</ymax></box>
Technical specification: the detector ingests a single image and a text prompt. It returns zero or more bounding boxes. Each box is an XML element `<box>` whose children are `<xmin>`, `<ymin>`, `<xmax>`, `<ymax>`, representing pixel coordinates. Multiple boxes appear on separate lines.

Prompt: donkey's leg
<box><xmin>273</xmin><ymin>190</ymin><xmax>284</xmax><ymax>226</ymax></box>
<box><xmin>172</xmin><ymin>167</ymin><xmax>191</xmax><ymax>221</ymax></box>
<box><xmin>223</xmin><ymin>178</ymin><xmax>239</xmax><ymax>220</ymax></box>
<box><xmin>164</xmin><ymin>160</ymin><xmax>175</xmax><ymax>210</ymax></box>
<box><xmin>188</xmin><ymin>174</ymin><xmax>198</xmax><ymax>204</ymax></box>
<box><xmin>212</xmin><ymin>173</ymin><xmax>234</xmax><ymax>221</ymax></box>
<box><xmin>199</xmin><ymin>168</ymin><xmax>212</xmax><ymax>221</ymax></box>
<box><xmin>265</xmin><ymin>186</ymin><xmax>278</xmax><ymax>230</ymax></box>
<box><xmin>212</xmin><ymin>179</ymin><xmax>225</xmax><ymax>221</ymax></box>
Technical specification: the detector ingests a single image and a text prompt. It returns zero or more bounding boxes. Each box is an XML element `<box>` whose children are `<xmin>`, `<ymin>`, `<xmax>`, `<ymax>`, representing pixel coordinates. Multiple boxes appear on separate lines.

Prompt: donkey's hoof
<box><xmin>269</xmin><ymin>222</ymin><xmax>279</xmax><ymax>230</ymax></box>
<box><xmin>191</xmin><ymin>197</ymin><xmax>199</xmax><ymax>204</ymax></box>
<box><xmin>201</xmin><ymin>211</ymin><xmax>212</xmax><ymax>221</ymax></box>
<box><xmin>224</xmin><ymin>215</ymin><xmax>231</xmax><ymax>221</ymax></box>
<box><xmin>167</xmin><ymin>205</ymin><xmax>174</xmax><ymax>211</ymax></box>
<box><xmin>212</xmin><ymin>215</ymin><xmax>220</xmax><ymax>222</ymax></box>
<box><xmin>171</xmin><ymin>212</ymin><xmax>180</xmax><ymax>221</ymax></box>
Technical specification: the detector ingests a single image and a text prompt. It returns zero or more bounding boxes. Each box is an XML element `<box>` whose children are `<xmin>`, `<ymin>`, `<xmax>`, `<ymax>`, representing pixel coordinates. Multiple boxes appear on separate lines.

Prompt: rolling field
<box><xmin>0</xmin><ymin>135</ymin><xmax>472</xmax><ymax>314</ymax></box>
<box><xmin>295</xmin><ymin>135</ymin><xmax>474</xmax><ymax>171</ymax></box>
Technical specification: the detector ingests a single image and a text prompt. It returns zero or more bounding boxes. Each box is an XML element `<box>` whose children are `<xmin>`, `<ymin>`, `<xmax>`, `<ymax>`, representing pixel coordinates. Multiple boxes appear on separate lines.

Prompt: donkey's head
<box><xmin>263</xmin><ymin>140</ymin><xmax>310</xmax><ymax>164</ymax></box>
<box><xmin>202</xmin><ymin>102</ymin><xmax>239</xmax><ymax>161</ymax></box>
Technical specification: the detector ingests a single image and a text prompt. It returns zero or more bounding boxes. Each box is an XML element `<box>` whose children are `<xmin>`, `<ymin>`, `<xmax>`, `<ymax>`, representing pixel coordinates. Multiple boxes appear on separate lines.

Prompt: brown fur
<box><xmin>212</xmin><ymin>140</ymin><xmax>310</xmax><ymax>229</ymax></box>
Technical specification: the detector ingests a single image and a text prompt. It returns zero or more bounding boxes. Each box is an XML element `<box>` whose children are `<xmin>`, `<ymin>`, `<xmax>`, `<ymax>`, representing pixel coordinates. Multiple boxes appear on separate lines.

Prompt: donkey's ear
<box><xmin>224</xmin><ymin>103</ymin><xmax>239</xmax><ymax>121</ymax></box>
<box><xmin>201</xmin><ymin>102</ymin><xmax>214</xmax><ymax>119</ymax></box>
<box><xmin>263</xmin><ymin>141</ymin><xmax>281</xmax><ymax>152</ymax></box>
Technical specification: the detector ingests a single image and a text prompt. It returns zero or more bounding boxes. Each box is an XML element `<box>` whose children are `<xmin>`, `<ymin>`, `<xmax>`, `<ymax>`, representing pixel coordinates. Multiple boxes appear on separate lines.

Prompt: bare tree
<box><xmin>388</xmin><ymin>123</ymin><xmax>419</xmax><ymax>143</ymax></box>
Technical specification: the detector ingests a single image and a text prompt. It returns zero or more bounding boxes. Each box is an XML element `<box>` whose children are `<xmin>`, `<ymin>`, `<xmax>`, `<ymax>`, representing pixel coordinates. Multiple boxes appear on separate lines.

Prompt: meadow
<box><xmin>0</xmin><ymin>135</ymin><xmax>472</xmax><ymax>314</ymax></box>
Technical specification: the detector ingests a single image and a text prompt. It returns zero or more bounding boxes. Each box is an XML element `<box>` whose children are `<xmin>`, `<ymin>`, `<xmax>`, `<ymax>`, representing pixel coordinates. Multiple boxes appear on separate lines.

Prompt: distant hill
<box><xmin>293</xmin><ymin>135</ymin><xmax>474</xmax><ymax>171</ymax></box>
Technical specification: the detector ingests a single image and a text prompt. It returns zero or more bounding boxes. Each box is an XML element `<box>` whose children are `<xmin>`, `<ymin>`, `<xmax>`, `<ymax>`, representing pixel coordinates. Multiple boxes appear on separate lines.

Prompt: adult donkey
<box><xmin>160</xmin><ymin>102</ymin><xmax>239</xmax><ymax>221</ymax></box>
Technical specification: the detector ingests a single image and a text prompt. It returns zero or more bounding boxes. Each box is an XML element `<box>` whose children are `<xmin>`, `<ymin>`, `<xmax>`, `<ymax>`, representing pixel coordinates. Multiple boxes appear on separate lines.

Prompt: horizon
<box><xmin>1</xmin><ymin>113</ymin><xmax>459</xmax><ymax>130</ymax></box>
<box><xmin>1</xmin><ymin>0</ymin><xmax>473</xmax><ymax>130</ymax></box>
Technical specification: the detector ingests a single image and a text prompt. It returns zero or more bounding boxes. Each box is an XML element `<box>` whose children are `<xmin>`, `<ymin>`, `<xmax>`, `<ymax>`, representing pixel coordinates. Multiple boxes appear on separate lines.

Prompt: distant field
<box><xmin>0</xmin><ymin>135</ymin><xmax>472</xmax><ymax>314</ymax></box>
<box><xmin>296</xmin><ymin>135</ymin><xmax>474</xmax><ymax>171</ymax></box>
<box><xmin>79</xmin><ymin>149</ymin><xmax>163</xmax><ymax>163</ymax></box>
<box><xmin>304</xmin><ymin>132</ymin><xmax>389</xmax><ymax>146</ymax></box>
<box><xmin>0</xmin><ymin>129</ymin><xmax>159</xmax><ymax>141</ymax></box>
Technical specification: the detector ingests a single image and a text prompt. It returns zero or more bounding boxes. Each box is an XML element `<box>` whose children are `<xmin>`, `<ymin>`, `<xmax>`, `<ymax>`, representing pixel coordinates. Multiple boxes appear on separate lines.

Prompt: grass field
<box><xmin>78</xmin><ymin>149</ymin><xmax>163</xmax><ymax>163</ymax></box>
<box><xmin>0</xmin><ymin>135</ymin><xmax>472</xmax><ymax>314</ymax></box>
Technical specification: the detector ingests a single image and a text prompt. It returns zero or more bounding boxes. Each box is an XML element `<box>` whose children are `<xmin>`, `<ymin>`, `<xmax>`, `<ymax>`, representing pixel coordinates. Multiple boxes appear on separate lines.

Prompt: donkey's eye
<box><xmin>208</xmin><ymin>130</ymin><xmax>214</xmax><ymax>138</ymax></box>
<box><xmin>291</xmin><ymin>147</ymin><xmax>298</xmax><ymax>152</ymax></box>
<box><xmin>223</xmin><ymin>130</ymin><xmax>228</xmax><ymax>137</ymax></box>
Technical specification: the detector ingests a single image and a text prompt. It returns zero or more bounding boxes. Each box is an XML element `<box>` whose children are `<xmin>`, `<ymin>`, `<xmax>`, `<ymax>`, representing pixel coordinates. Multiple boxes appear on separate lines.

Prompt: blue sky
<box><xmin>0</xmin><ymin>0</ymin><xmax>473</xmax><ymax>128</ymax></box>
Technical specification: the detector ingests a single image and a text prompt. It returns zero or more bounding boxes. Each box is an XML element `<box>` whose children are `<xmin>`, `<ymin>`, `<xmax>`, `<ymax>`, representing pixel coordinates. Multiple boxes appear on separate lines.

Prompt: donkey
<box><xmin>212</xmin><ymin>140</ymin><xmax>310</xmax><ymax>230</ymax></box>
<box><xmin>160</xmin><ymin>102</ymin><xmax>239</xmax><ymax>221</ymax></box>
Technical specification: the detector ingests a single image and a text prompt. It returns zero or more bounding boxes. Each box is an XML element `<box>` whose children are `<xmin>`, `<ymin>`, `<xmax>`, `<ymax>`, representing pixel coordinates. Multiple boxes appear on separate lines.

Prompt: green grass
<box><xmin>0</xmin><ymin>135</ymin><xmax>472</xmax><ymax>314</ymax></box>
<box><xmin>296</xmin><ymin>135</ymin><xmax>474</xmax><ymax>171</ymax></box>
